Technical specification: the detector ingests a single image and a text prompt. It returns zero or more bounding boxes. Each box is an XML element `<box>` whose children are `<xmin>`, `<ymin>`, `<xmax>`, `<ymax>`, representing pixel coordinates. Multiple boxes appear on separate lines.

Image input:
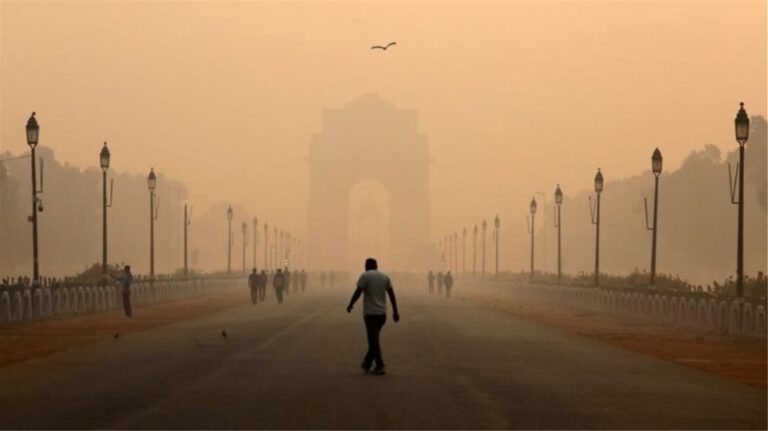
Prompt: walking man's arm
<box><xmin>387</xmin><ymin>285</ymin><xmax>399</xmax><ymax>322</ymax></box>
<box><xmin>346</xmin><ymin>287</ymin><xmax>362</xmax><ymax>313</ymax></box>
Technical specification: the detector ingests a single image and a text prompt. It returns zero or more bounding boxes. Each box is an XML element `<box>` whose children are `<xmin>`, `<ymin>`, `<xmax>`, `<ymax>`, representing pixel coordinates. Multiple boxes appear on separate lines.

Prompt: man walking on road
<box><xmin>259</xmin><ymin>270</ymin><xmax>268</xmax><ymax>302</ymax></box>
<box><xmin>111</xmin><ymin>265</ymin><xmax>133</xmax><ymax>318</ymax></box>
<box><xmin>249</xmin><ymin>268</ymin><xmax>259</xmax><ymax>304</ymax></box>
<box><xmin>300</xmin><ymin>269</ymin><xmax>307</xmax><ymax>292</ymax></box>
<box><xmin>273</xmin><ymin>268</ymin><xmax>286</xmax><ymax>304</ymax></box>
<box><xmin>346</xmin><ymin>258</ymin><xmax>399</xmax><ymax>375</ymax></box>
<box><xmin>437</xmin><ymin>271</ymin><xmax>444</xmax><ymax>296</ymax></box>
<box><xmin>427</xmin><ymin>270</ymin><xmax>435</xmax><ymax>294</ymax></box>
<box><xmin>444</xmin><ymin>271</ymin><xmax>454</xmax><ymax>298</ymax></box>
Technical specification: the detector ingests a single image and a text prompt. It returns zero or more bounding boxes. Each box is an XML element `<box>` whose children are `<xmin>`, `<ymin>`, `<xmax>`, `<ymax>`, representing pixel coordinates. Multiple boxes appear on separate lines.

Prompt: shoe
<box><xmin>370</xmin><ymin>366</ymin><xmax>386</xmax><ymax>375</ymax></box>
<box><xmin>361</xmin><ymin>363</ymin><xmax>372</xmax><ymax>373</ymax></box>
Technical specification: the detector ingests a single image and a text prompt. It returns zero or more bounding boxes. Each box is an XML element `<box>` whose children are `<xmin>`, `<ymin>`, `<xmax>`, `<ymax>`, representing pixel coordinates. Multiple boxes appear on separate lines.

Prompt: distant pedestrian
<box><xmin>346</xmin><ymin>258</ymin><xmax>400</xmax><ymax>375</ymax></box>
<box><xmin>284</xmin><ymin>268</ymin><xmax>291</xmax><ymax>297</ymax></box>
<box><xmin>292</xmin><ymin>269</ymin><xmax>300</xmax><ymax>293</ymax></box>
<box><xmin>329</xmin><ymin>271</ymin><xmax>336</xmax><ymax>288</ymax></box>
<box><xmin>444</xmin><ymin>271</ymin><xmax>454</xmax><ymax>298</ymax></box>
<box><xmin>320</xmin><ymin>271</ymin><xmax>327</xmax><ymax>288</ymax></box>
<box><xmin>249</xmin><ymin>268</ymin><xmax>259</xmax><ymax>304</ymax></box>
<box><xmin>259</xmin><ymin>270</ymin><xmax>268</xmax><ymax>302</ymax></box>
<box><xmin>300</xmin><ymin>269</ymin><xmax>307</xmax><ymax>292</ymax></box>
<box><xmin>437</xmin><ymin>271</ymin><xmax>444</xmax><ymax>295</ymax></box>
<box><xmin>111</xmin><ymin>265</ymin><xmax>133</xmax><ymax>317</ymax></box>
<box><xmin>273</xmin><ymin>268</ymin><xmax>286</xmax><ymax>304</ymax></box>
<box><xmin>427</xmin><ymin>270</ymin><xmax>435</xmax><ymax>294</ymax></box>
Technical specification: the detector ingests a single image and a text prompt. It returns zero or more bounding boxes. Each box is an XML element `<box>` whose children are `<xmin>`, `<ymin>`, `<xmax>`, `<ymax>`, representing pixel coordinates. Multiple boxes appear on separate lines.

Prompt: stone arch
<box><xmin>307</xmin><ymin>94</ymin><xmax>430</xmax><ymax>271</ymax></box>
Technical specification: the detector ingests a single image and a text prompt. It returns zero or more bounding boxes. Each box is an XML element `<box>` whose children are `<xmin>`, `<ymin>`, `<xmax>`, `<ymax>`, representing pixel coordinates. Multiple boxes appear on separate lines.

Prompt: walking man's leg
<box><xmin>363</xmin><ymin>314</ymin><xmax>386</xmax><ymax>372</ymax></box>
<box><xmin>372</xmin><ymin>315</ymin><xmax>386</xmax><ymax>369</ymax></box>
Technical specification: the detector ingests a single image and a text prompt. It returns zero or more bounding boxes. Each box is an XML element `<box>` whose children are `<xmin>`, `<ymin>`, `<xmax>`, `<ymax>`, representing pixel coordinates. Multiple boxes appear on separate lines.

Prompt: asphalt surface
<box><xmin>0</xmin><ymin>283</ymin><xmax>765</xmax><ymax>430</ymax></box>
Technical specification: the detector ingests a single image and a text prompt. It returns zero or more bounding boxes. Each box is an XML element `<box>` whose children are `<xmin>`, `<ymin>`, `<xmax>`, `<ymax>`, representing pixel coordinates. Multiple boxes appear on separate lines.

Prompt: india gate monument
<box><xmin>307</xmin><ymin>94</ymin><xmax>430</xmax><ymax>271</ymax></box>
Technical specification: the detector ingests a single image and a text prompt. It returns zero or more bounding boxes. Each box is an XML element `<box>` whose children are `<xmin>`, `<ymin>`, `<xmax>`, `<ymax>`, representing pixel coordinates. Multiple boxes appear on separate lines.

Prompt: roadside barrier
<box><xmin>488</xmin><ymin>280</ymin><xmax>767</xmax><ymax>338</ymax></box>
<box><xmin>0</xmin><ymin>277</ymin><xmax>243</xmax><ymax>326</ymax></box>
<box><xmin>0</xmin><ymin>292</ymin><xmax>10</xmax><ymax>324</ymax></box>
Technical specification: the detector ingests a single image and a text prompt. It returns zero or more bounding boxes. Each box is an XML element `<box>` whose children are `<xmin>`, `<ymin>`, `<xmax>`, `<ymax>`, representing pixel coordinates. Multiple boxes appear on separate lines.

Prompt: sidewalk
<box><xmin>0</xmin><ymin>289</ymin><xmax>249</xmax><ymax>368</ymax></box>
<box><xmin>461</xmin><ymin>288</ymin><xmax>767</xmax><ymax>388</ymax></box>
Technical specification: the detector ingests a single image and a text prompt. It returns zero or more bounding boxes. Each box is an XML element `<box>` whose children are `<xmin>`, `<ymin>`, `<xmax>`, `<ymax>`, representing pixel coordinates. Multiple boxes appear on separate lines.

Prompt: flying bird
<box><xmin>371</xmin><ymin>41</ymin><xmax>396</xmax><ymax>51</ymax></box>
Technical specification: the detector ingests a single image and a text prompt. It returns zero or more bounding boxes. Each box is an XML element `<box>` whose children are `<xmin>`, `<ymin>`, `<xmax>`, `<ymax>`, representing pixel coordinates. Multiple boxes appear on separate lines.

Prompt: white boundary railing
<box><xmin>484</xmin><ymin>280</ymin><xmax>767</xmax><ymax>338</ymax></box>
<box><xmin>0</xmin><ymin>277</ymin><xmax>244</xmax><ymax>325</ymax></box>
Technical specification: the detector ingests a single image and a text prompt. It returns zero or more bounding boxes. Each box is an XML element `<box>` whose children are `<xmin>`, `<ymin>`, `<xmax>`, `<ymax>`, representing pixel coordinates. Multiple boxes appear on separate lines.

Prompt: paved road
<box><xmin>0</xmin><ymin>283</ymin><xmax>765</xmax><ymax>429</ymax></box>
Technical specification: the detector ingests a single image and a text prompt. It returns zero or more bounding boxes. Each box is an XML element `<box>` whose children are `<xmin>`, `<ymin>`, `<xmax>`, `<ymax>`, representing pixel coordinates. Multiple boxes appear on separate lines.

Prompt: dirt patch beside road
<box><xmin>0</xmin><ymin>289</ymin><xmax>249</xmax><ymax>368</ymax></box>
<box><xmin>465</xmin><ymin>292</ymin><xmax>766</xmax><ymax>389</ymax></box>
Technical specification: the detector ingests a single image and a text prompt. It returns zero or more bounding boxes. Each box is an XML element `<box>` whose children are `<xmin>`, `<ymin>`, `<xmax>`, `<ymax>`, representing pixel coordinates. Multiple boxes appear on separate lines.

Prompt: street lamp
<box><xmin>184</xmin><ymin>204</ymin><xmax>192</xmax><ymax>276</ymax></box>
<box><xmin>453</xmin><ymin>232</ymin><xmax>458</xmax><ymax>273</ymax></box>
<box><xmin>644</xmin><ymin>149</ymin><xmax>663</xmax><ymax>287</ymax></box>
<box><xmin>481</xmin><ymin>219</ymin><xmax>487</xmax><ymax>277</ymax></box>
<box><xmin>494</xmin><ymin>215</ymin><xmax>500</xmax><ymax>278</ymax></box>
<box><xmin>263</xmin><ymin>222</ymin><xmax>269</xmax><ymax>269</ymax></box>
<box><xmin>100</xmin><ymin>142</ymin><xmax>113</xmax><ymax>278</ymax></box>
<box><xmin>462</xmin><ymin>227</ymin><xmax>467</xmax><ymax>275</ymax></box>
<box><xmin>241</xmin><ymin>221</ymin><xmax>248</xmax><ymax>273</ymax></box>
<box><xmin>729</xmin><ymin>102</ymin><xmax>750</xmax><ymax>298</ymax></box>
<box><xmin>252</xmin><ymin>217</ymin><xmax>258</xmax><ymax>269</ymax></box>
<box><xmin>472</xmin><ymin>224</ymin><xmax>478</xmax><ymax>277</ymax></box>
<box><xmin>528</xmin><ymin>198</ymin><xmax>537</xmax><ymax>279</ymax></box>
<box><xmin>26</xmin><ymin>112</ymin><xmax>44</xmax><ymax>284</ymax></box>
<box><xmin>148</xmin><ymin>168</ymin><xmax>158</xmax><ymax>278</ymax></box>
<box><xmin>590</xmin><ymin>168</ymin><xmax>604</xmax><ymax>286</ymax></box>
<box><xmin>227</xmin><ymin>205</ymin><xmax>233</xmax><ymax>274</ymax></box>
<box><xmin>554</xmin><ymin>184</ymin><xmax>563</xmax><ymax>284</ymax></box>
<box><xmin>273</xmin><ymin>227</ymin><xmax>278</xmax><ymax>268</ymax></box>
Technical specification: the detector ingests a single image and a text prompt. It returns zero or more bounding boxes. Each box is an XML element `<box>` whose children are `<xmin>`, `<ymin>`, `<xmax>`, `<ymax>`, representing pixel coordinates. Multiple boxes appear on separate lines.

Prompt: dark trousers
<box><xmin>122</xmin><ymin>290</ymin><xmax>132</xmax><ymax>317</ymax></box>
<box><xmin>275</xmin><ymin>288</ymin><xmax>284</xmax><ymax>304</ymax></box>
<box><xmin>258</xmin><ymin>285</ymin><xmax>266</xmax><ymax>302</ymax></box>
<box><xmin>250</xmin><ymin>287</ymin><xmax>258</xmax><ymax>304</ymax></box>
<box><xmin>363</xmin><ymin>314</ymin><xmax>387</xmax><ymax>368</ymax></box>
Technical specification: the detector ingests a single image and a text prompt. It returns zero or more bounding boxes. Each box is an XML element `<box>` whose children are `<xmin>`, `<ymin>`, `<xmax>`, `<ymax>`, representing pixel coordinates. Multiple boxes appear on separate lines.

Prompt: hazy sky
<box><xmin>1</xmin><ymin>1</ymin><xmax>765</xmax><ymax>240</ymax></box>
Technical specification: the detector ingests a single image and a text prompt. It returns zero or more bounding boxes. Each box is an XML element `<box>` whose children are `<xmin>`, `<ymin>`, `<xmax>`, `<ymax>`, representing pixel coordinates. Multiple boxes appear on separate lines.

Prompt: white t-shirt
<box><xmin>356</xmin><ymin>270</ymin><xmax>392</xmax><ymax>315</ymax></box>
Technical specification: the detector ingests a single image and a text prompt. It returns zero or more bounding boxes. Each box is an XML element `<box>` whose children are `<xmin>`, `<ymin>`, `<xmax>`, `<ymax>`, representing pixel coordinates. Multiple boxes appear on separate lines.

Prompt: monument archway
<box><xmin>307</xmin><ymin>94</ymin><xmax>430</xmax><ymax>271</ymax></box>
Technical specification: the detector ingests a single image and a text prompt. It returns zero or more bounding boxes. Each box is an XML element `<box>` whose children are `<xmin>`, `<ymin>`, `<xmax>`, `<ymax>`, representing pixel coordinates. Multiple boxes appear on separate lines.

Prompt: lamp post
<box><xmin>462</xmin><ymin>227</ymin><xmax>467</xmax><ymax>275</ymax></box>
<box><xmin>227</xmin><ymin>205</ymin><xmax>233</xmax><ymax>274</ymax></box>
<box><xmin>481</xmin><ymin>219</ymin><xmax>487</xmax><ymax>277</ymax></box>
<box><xmin>730</xmin><ymin>102</ymin><xmax>750</xmax><ymax>298</ymax></box>
<box><xmin>590</xmin><ymin>169</ymin><xmax>604</xmax><ymax>286</ymax></box>
<box><xmin>451</xmin><ymin>232</ymin><xmax>457</xmax><ymax>272</ymax></box>
<box><xmin>528</xmin><ymin>198</ymin><xmax>537</xmax><ymax>279</ymax></box>
<box><xmin>472</xmin><ymin>224</ymin><xmax>478</xmax><ymax>277</ymax></box>
<box><xmin>450</xmin><ymin>234</ymin><xmax>455</xmax><ymax>271</ymax></box>
<box><xmin>273</xmin><ymin>227</ymin><xmax>278</xmax><ymax>268</ymax></box>
<box><xmin>25</xmin><ymin>112</ymin><xmax>43</xmax><ymax>284</ymax></box>
<box><xmin>494</xmin><ymin>215</ymin><xmax>500</xmax><ymax>278</ymax></box>
<box><xmin>148</xmin><ymin>168</ymin><xmax>158</xmax><ymax>278</ymax></box>
<box><xmin>437</xmin><ymin>239</ymin><xmax>442</xmax><ymax>269</ymax></box>
<box><xmin>252</xmin><ymin>217</ymin><xmax>258</xmax><ymax>269</ymax></box>
<box><xmin>264</xmin><ymin>222</ymin><xmax>269</xmax><ymax>269</ymax></box>
<box><xmin>286</xmin><ymin>232</ymin><xmax>292</xmax><ymax>268</ymax></box>
<box><xmin>536</xmin><ymin>192</ymin><xmax>547</xmax><ymax>272</ymax></box>
<box><xmin>241</xmin><ymin>221</ymin><xmax>248</xmax><ymax>273</ymax></box>
<box><xmin>554</xmin><ymin>185</ymin><xmax>563</xmax><ymax>284</ymax></box>
<box><xmin>184</xmin><ymin>204</ymin><xmax>192</xmax><ymax>276</ymax></box>
<box><xmin>100</xmin><ymin>142</ymin><xmax>113</xmax><ymax>277</ymax></box>
<box><xmin>644</xmin><ymin>149</ymin><xmax>663</xmax><ymax>286</ymax></box>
